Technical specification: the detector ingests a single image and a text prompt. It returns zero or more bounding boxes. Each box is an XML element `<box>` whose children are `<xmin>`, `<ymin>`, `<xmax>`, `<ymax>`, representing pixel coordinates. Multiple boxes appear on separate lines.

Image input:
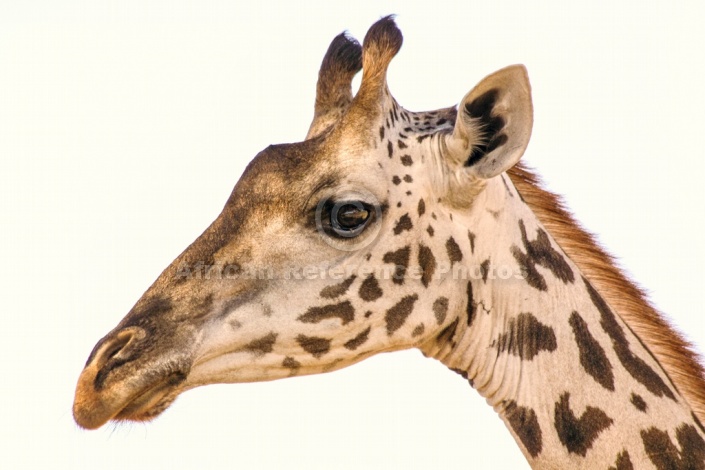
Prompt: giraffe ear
<box><xmin>443</xmin><ymin>65</ymin><xmax>533</xmax><ymax>179</ymax></box>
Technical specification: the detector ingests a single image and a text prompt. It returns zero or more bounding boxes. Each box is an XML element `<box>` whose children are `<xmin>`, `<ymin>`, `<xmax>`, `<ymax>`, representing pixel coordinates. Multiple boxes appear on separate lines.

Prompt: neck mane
<box><xmin>507</xmin><ymin>162</ymin><xmax>705</xmax><ymax>422</ymax></box>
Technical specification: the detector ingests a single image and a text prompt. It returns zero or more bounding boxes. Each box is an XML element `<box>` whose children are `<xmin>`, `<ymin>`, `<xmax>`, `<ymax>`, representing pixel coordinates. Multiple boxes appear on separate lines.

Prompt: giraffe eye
<box><xmin>330</xmin><ymin>201</ymin><xmax>372</xmax><ymax>237</ymax></box>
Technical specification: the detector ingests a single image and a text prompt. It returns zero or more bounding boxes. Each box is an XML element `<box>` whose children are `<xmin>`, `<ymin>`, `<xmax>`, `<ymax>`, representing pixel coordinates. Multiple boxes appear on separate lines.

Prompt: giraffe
<box><xmin>73</xmin><ymin>17</ymin><xmax>705</xmax><ymax>468</ymax></box>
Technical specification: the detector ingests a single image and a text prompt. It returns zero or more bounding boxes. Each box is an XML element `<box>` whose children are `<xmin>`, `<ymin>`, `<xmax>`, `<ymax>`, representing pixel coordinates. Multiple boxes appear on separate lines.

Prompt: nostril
<box><xmin>88</xmin><ymin>327</ymin><xmax>147</xmax><ymax>391</ymax></box>
<box><xmin>90</xmin><ymin>327</ymin><xmax>147</xmax><ymax>369</ymax></box>
<box><xmin>105</xmin><ymin>335</ymin><xmax>130</xmax><ymax>362</ymax></box>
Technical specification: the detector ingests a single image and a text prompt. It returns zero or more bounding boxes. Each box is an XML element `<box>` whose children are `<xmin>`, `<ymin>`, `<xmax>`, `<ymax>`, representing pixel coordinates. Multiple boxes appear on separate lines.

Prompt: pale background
<box><xmin>2</xmin><ymin>1</ymin><xmax>704</xmax><ymax>469</ymax></box>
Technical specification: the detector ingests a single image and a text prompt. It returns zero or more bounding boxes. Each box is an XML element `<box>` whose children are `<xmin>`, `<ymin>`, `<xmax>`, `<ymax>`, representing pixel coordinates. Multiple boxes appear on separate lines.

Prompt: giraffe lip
<box><xmin>113</xmin><ymin>371</ymin><xmax>188</xmax><ymax>422</ymax></box>
<box><xmin>73</xmin><ymin>368</ymin><xmax>188</xmax><ymax>429</ymax></box>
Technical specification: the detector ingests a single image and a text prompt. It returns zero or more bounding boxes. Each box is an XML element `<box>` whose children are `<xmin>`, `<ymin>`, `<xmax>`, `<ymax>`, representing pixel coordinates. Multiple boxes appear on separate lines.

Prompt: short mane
<box><xmin>508</xmin><ymin>162</ymin><xmax>705</xmax><ymax>422</ymax></box>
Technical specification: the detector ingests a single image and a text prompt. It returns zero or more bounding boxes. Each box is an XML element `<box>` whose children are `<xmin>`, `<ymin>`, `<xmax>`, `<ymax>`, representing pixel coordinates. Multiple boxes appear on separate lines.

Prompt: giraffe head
<box><xmin>73</xmin><ymin>16</ymin><xmax>532</xmax><ymax>430</ymax></box>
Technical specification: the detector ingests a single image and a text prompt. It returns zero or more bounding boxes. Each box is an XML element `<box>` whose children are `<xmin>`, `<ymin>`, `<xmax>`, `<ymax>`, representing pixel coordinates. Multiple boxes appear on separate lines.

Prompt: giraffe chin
<box><xmin>73</xmin><ymin>369</ymin><xmax>187</xmax><ymax>430</ymax></box>
<box><xmin>112</xmin><ymin>374</ymin><xmax>185</xmax><ymax>423</ymax></box>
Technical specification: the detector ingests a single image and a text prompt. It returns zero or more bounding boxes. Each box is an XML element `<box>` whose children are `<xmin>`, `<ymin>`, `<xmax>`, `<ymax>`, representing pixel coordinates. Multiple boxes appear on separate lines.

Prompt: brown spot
<box><xmin>554</xmin><ymin>392</ymin><xmax>613</xmax><ymax>457</ymax></box>
<box><xmin>433</xmin><ymin>297</ymin><xmax>449</xmax><ymax>325</ymax></box>
<box><xmin>296</xmin><ymin>335</ymin><xmax>331</xmax><ymax>358</ymax></box>
<box><xmin>379</xmin><ymin>126</ymin><xmax>385</xmax><ymax>140</ymax></box>
<box><xmin>298</xmin><ymin>301</ymin><xmax>355</xmax><ymax>326</ymax></box>
<box><xmin>241</xmin><ymin>332</ymin><xmax>277</xmax><ymax>357</ymax></box>
<box><xmin>319</xmin><ymin>275</ymin><xmax>356</xmax><ymax>299</ymax></box>
<box><xmin>466</xmin><ymin>281</ymin><xmax>477</xmax><ymax>327</ymax></box>
<box><xmin>608</xmin><ymin>450</ymin><xmax>634</xmax><ymax>470</ymax></box>
<box><xmin>385</xmin><ymin>294</ymin><xmax>418</xmax><ymax>336</ymax></box>
<box><xmin>393</xmin><ymin>213</ymin><xmax>413</xmax><ymax>234</ymax></box>
<box><xmin>487</xmin><ymin>209</ymin><xmax>500</xmax><ymax>219</ymax></box>
<box><xmin>387</xmin><ymin>140</ymin><xmax>393</xmax><ymax>158</ymax></box>
<box><xmin>364</xmin><ymin>310</ymin><xmax>373</xmax><ymax>318</ymax></box>
<box><xmin>445</xmin><ymin>237</ymin><xmax>463</xmax><ymax>266</ymax></box>
<box><xmin>479</xmin><ymin>258</ymin><xmax>490</xmax><ymax>283</ymax></box>
<box><xmin>504</xmin><ymin>401</ymin><xmax>543</xmax><ymax>458</ymax></box>
<box><xmin>492</xmin><ymin>313</ymin><xmax>557</xmax><ymax>360</ymax></box>
<box><xmin>569</xmin><ymin>311</ymin><xmax>614</xmax><ymax>391</ymax></box>
<box><xmin>344</xmin><ymin>327</ymin><xmax>371</xmax><ymax>351</ymax></box>
<box><xmin>417</xmin><ymin>198</ymin><xmax>425</xmax><ymax>217</ymax></box>
<box><xmin>412</xmin><ymin>323</ymin><xmax>425</xmax><ymax>337</ymax></box>
<box><xmin>383</xmin><ymin>246</ymin><xmax>410</xmax><ymax>285</ymax></box>
<box><xmin>630</xmin><ymin>393</ymin><xmax>647</xmax><ymax>412</ymax></box>
<box><xmin>418</xmin><ymin>244</ymin><xmax>436</xmax><ymax>288</ymax></box>
<box><xmin>468</xmin><ymin>230</ymin><xmax>476</xmax><ymax>254</ymax></box>
<box><xmin>392</xmin><ymin>175</ymin><xmax>401</xmax><ymax>185</ymax></box>
<box><xmin>511</xmin><ymin>219</ymin><xmax>575</xmax><ymax>291</ymax></box>
<box><xmin>584</xmin><ymin>277</ymin><xmax>676</xmax><ymax>400</ymax></box>
<box><xmin>436</xmin><ymin>317</ymin><xmax>459</xmax><ymax>346</ymax></box>
<box><xmin>401</xmin><ymin>155</ymin><xmax>413</xmax><ymax>166</ymax></box>
<box><xmin>282</xmin><ymin>356</ymin><xmax>301</xmax><ymax>375</ymax></box>
<box><xmin>403</xmin><ymin>175</ymin><xmax>413</xmax><ymax>183</ymax></box>
<box><xmin>641</xmin><ymin>423</ymin><xmax>705</xmax><ymax>469</ymax></box>
<box><xmin>426</xmin><ymin>225</ymin><xmax>434</xmax><ymax>237</ymax></box>
<box><xmin>397</xmin><ymin>139</ymin><xmax>407</xmax><ymax>149</ymax></box>
<box><xmin>359</xmin><ymin>274</ymin><xmax>383</xmax><ymax>302</ymax></box>
<box><xmin>512</xmin><ymin>245</ymin><xmax>546</xmax><ymax>290</ymax></box>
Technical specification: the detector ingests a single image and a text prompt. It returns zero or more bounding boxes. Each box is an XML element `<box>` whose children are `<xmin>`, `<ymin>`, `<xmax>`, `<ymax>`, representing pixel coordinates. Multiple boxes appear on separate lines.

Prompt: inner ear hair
<box><xmin>464</xmin><ymin>88</ymin><xmax>509</xmax><ymax>167</ymax></box>
<box><xmin>444</xmin><ymin>65</ymin><xmax>533</xmax><ymax>181</ymax></box>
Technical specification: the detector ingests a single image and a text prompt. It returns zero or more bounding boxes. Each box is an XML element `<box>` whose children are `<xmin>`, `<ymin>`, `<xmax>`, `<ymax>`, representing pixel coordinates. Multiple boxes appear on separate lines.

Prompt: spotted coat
<box><xmin>73</xmin><ymin>17</ymin><xmax>705</xmax><ymax>469</ymax></box>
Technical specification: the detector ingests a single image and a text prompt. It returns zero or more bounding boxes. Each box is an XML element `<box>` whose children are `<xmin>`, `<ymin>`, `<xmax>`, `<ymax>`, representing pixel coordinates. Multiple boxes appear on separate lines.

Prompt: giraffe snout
<box><xmin>85</xmin><ymin>327</ymin><xmax>147</xmax><ymax>387</ymax></box>
<box><xmin>73</xmin><ymin>327</ymin><xmax>149</xmax><ymax>429</ymax></box>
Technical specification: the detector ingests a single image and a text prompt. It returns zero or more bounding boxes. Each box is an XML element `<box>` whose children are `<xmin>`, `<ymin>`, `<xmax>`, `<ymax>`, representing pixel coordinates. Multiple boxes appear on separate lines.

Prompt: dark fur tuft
<box><xmin>362</xmin><ymin>15</ymin><xmax>403</xmax><ymax>60</ymax></box>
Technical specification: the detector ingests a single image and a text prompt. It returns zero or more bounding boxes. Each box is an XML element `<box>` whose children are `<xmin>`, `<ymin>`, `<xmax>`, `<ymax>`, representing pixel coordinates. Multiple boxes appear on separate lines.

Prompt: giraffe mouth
<box><xmin>73</xmin><ymin>366</ymin><xmax>189</xmax><ymax>430</ymax></box>
<box><xmin>112</xmin><ymin>371</ymin><xmax>188</xmax><ymax>422</ymax></box>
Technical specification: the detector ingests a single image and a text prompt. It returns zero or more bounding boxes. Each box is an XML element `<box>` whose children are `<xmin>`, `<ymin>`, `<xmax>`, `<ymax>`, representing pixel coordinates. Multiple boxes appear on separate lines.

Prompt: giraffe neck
<box><xmin>420</xmin><ymin>176</ymin><xmax>705</xmax><ymax>468</ymax></box>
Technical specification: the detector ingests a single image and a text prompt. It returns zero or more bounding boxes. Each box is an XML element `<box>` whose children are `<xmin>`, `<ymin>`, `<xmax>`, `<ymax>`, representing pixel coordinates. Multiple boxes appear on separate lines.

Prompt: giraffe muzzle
<box><xmin>73</xmin><ymin>326</ymin><xmax>191</xmax><ymax>429</ymax></box>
